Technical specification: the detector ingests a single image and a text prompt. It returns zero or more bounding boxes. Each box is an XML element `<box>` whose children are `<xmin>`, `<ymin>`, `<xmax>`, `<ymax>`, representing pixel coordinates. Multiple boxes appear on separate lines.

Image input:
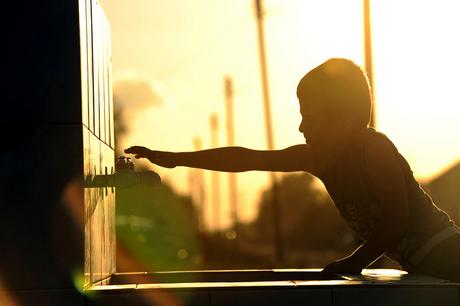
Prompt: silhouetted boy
<box><xmin>126</xmin><ymin>58</ymin><xmax>460</xmax><ymax>282</ymax></box>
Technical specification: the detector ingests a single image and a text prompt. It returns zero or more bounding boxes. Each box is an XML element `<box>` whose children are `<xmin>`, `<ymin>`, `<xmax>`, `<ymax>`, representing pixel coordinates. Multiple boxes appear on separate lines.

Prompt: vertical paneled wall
<box><xmin>1</xmin><ymin>0</ymin><xmax>115</xmax><ymax>303</ymax></box>
<box><xmin>79</xmin><ymin>0</ymin><xmax>116</xmax><ymax>288</ymax></box>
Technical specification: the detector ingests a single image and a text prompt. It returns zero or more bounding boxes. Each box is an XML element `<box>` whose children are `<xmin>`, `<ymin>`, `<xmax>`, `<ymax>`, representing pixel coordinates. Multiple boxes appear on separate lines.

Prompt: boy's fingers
<box><xmin>125</xmin><ymin>146</ymin><xmax>159</xmax><ymax>162</ymax></box>
<box><xmin>125</xmin><ymin>146</ymin><xmax>147</xmax><ymax>154</ymax></box>
<box><xmin>124</xmin><ymin>146</ymin><xmax>139</xmax><ymax>153</ymax></box>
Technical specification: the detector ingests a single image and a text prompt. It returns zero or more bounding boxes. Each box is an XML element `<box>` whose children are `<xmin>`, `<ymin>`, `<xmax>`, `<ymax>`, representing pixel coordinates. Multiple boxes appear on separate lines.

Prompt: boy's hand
<box><xmin>124</xmin><ymin>146</ymin><xmax>176</xmax><ymax>168</ymax></box>
<box><xmin>321</xmin><ymin>256</ymin><xmax>364</xmax><ymax>277</ymax></box>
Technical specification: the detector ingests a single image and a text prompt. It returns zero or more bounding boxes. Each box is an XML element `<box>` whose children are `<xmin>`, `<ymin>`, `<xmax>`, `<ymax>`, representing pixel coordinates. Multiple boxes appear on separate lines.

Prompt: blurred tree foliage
<box><xmin>116</xmin><ymin>182</ymin><xmax>201</xmax><ymax>275</ymax></box>
<box><xmin>245</xmin><ymin>172</ymin><xmax>358</xmax><ymax>267</ymax></box>
<box><xmin>196</xmin><ymin>173</ymin><xmax>361</xmax><ymax>269</ymax></box>
<box><xmin>255</xmin><ymin>173</ymin><xmax>353</xmax><ymax>248</ymax></box>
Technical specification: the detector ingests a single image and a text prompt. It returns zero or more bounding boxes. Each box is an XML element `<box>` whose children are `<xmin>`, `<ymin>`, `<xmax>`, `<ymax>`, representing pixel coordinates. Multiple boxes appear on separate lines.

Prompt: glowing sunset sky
<box><xmin>99</xmin><ymin>0</ymin><xmax>460</xmax><ymax>229</ymax></box>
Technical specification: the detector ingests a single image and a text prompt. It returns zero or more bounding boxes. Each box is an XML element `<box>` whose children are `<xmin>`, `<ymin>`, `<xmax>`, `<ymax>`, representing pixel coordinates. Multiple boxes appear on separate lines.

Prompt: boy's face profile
<box><xmin>297</xmin><ymin>76</ymin><xmax>332</xmax><ymax>145</ymax></box>
<box><xmin>298</xmin><ymin>97</ymin><xmax>326</xmax><ymax>145</ymax></box>
<box><xmin>297</xmin><ymin>58</ymin><xmax>372</xmax><ymax>140</ymax></box>
<box><xmin>298</xmin><ymin>95</ymin><xmax>342</xmax><ymax>147</ymax></box>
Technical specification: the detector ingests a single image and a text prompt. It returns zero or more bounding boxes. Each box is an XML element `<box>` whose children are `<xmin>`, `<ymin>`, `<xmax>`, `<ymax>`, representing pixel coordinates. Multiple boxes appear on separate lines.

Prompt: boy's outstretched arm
<box><xmin>124</xmin><ymin>145</ymin><xmax>315</xmax><ymax>173</ymax></box>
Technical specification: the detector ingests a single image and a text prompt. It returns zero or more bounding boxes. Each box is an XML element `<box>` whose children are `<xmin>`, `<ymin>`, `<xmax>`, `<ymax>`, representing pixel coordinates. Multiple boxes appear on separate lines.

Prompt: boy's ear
<box><xmin>334</xmin><ymin>117</ymin><xmax>355</xmax><ymax>133</ymax></box>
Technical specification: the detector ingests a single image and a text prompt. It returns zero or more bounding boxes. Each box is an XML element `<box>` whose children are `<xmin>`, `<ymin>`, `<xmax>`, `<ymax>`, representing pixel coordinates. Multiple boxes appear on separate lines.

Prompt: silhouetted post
<box><xmin>193</xmin><ymin>137</ymin><xmax>206</xmax><ymax>232</ymax></box>
<box><xmin>363</xmin><ymin>0</ymin><xmax>376</xmax><ymax>127</ymax></box>
<box><xmin>224</xmin><ymin>77</ymin><xmax>239</xmax><ymax>238</ymax></box>
<box><xmin>254</xmin><ymin>0</ymin><xmax>284</xmax><ymax>264</ymax></box>
<box><xmin>209</xmin><ymin>114</ymin><xmax>221</xmax><ymax>231</ymax></box>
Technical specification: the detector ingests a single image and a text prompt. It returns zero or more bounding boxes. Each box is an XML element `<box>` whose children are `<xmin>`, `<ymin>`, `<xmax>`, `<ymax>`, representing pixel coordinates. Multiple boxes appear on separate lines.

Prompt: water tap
<box><xmin>84</xmin><ymin>156</ymin><xmax>161</xmax><ymax>188</ymax></box>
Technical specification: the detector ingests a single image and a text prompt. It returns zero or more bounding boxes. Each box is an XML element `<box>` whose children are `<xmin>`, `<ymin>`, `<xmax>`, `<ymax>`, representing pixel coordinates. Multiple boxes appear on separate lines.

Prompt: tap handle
<box><xmin>116</xmin><ymin>156</ymin><xmax>135</xmax><ymax>172</ymax></box>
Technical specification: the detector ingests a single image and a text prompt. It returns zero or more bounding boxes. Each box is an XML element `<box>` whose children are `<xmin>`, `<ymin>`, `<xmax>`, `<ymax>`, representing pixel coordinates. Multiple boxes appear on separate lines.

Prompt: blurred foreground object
<box><xmin>1</xmin><ymin>0</ymin><xmax>118</xmax><ymax>304</ymax></box>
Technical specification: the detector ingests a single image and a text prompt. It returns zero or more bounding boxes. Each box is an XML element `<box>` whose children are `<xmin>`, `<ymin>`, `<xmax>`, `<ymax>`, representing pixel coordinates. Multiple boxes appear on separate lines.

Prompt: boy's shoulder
<box><xmin>363</xmin><ymin>127</ymin><xmax>399</xmax><ymax>157</ymax></box>
<box><xmin>365</xmin><ymin>127</ymin><xmax>394</xmax><ymax>143</ymax></box>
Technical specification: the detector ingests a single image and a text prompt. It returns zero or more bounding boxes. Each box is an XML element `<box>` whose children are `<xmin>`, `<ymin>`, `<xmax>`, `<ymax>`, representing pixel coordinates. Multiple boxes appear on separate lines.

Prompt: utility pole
<box><xmin>254</xmin><ymin>0</ymin><xmax>284</xmax><ymax>264</ymax></box>
<box><xmin>363</xmin><ymin>0</ymin><xmax>376</xmax><ymax>127</ymax></box>
<box><xmin>224</xmin><ymin>77</ymin><xmax>239</xmax><ymax>238</ymax></box>
<box><xmin>209</xmin><ymin>114</ymin><xmax>221</xmax><ymax>232</ymax></box>
<box><xmin>193</xmin><ymin>137</ymin><xmax>206</xmax><ymax>232</ymax></box>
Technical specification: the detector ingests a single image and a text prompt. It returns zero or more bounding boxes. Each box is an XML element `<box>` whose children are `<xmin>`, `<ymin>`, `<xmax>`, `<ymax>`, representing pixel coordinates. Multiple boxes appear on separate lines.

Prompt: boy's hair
<box><xmin>297</xmin><ymin>58</ymin><xmax>372</xmax><ymax>128</ymax></box>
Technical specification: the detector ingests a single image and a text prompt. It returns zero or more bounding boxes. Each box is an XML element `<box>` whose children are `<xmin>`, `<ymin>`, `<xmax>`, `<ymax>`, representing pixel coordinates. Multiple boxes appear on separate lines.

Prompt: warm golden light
<box><xmin>100</xmin><ymin>0</ymin><xmax>459</xmax><ymax>228</ymax></box>
<box><xmin>371</xmin><ymin>0</ymin><xmax>460</xmax><ymax>181</ymax></box>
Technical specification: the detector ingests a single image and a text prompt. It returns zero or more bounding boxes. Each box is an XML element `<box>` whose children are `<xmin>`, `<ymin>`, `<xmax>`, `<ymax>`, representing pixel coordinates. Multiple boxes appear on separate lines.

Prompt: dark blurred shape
<box><xmin>2</xmin><ymin>0</ymin><xmax>115</xmax><ymax>304</ymax></box>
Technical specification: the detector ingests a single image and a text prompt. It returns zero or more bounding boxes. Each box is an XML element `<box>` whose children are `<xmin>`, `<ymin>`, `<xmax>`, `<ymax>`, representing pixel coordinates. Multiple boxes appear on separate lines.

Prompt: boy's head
<box><xmin>297</xmin><ymin>58</ymin><xmax>372</xmax><ymax>130</ymax></box>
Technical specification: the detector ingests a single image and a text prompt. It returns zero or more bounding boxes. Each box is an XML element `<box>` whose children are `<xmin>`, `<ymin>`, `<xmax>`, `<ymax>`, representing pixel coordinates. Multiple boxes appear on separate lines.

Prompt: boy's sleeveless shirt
<box><xmin>318</xmin><ymin>128</ymin><xmax>455</xmax><ymax>265</ymax></box>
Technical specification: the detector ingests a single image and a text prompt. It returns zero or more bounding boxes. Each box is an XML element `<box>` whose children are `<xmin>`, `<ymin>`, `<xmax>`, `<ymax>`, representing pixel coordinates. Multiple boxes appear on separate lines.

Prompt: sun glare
<box><xmin>100</xmin><ymin>0</ymin><xmax>460</xmax><ymax>228</ymax></box>
<box><xmin>372</xmin><ymin>0</ymin><xmax>460</xmax><ymax>179</ymax></box>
